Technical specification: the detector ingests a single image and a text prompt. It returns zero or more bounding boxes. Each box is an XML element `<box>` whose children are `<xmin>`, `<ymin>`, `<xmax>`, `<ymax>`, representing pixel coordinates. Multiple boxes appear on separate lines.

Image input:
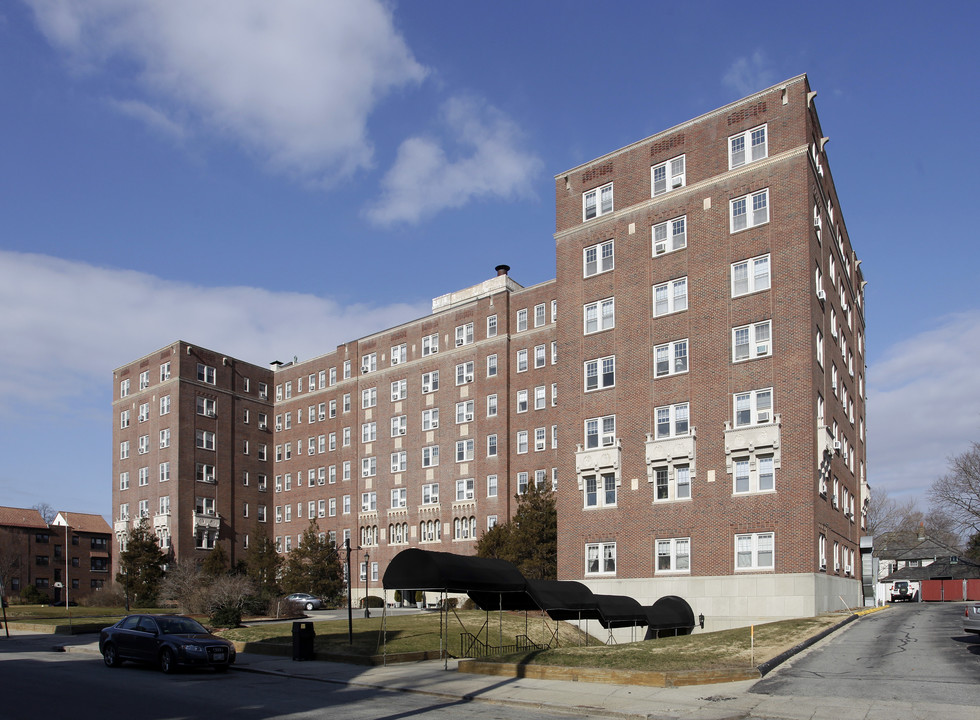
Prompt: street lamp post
<box><xmin>363</xmin><ymin>552</ymin><xmax>371</xmax><ymax>618</ymax></box>
<box><xmin>344</xmin><ymin>539</ymin><xmax>353</xmax><ymax>645</ymax></box>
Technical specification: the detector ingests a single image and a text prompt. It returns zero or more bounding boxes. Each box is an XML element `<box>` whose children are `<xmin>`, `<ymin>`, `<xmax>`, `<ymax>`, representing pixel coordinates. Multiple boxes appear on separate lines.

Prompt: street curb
<box><xmin>457</xmin><ymin>659</ymin><xmax>759</xmax><ymax>687</ymax></box>
<box><xmin>756</xmin><ymin>606</ymin><xmax>887</xmax><ymax>676</ymax></box>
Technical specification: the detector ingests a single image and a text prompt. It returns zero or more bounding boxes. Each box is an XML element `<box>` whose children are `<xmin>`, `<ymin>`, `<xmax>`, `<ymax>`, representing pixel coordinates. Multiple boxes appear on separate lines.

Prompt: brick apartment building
<box><xmin>111</xmin><ymin>74</ymin><xmax>867</xmax><ymax>628</ymax></box>
<box><xmin>0</xmin><ymin>506</ymin><xmax>112</xmax><ymax>602</ymax></box>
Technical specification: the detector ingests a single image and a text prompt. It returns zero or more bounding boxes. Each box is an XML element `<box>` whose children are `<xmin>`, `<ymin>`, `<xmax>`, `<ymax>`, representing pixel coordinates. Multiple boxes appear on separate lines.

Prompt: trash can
<box><xmin>292</xmin><ymin>621</ymin><xmax>315</xmax><ymax>661</ymax></box>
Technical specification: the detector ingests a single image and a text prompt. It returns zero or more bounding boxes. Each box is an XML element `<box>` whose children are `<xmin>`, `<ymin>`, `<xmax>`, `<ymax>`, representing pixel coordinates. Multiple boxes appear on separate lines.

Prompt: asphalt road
<box><xmin>0</xmin><ymin>636</ymin><xmax>579</xmax><ymax>720</ymax></box>
<box><xmin>752</xmin><ymin>602</ymin><xmax>980</xmax><ymax>706</ymax></box>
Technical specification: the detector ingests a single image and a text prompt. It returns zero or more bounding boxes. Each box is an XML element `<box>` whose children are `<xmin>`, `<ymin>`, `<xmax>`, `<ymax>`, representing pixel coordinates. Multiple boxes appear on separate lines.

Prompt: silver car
<box><xmin>965</xmin><ymin>602</ymin><xmax>980</xmax><ymax>635</ymax></box>
<box><xmin>286</xmin><ymin>593</ymin><xmax>324</xmax><ymax>610</ymax></box>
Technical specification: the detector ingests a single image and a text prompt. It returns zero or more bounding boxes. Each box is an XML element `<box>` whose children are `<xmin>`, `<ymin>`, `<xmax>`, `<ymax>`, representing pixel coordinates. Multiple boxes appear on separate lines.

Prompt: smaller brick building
<box><xmin>0</xmin><ymin>505</ymin><xmax>112</xmax><ymax>603</ymax></box>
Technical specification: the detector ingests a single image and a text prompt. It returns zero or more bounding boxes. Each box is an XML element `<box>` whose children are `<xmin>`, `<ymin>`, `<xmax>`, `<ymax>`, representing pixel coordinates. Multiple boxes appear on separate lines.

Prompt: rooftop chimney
<box><xmin>495</xmin><ymin>264</ymin><xmax>510</xmax><ymax>277</ymax></box>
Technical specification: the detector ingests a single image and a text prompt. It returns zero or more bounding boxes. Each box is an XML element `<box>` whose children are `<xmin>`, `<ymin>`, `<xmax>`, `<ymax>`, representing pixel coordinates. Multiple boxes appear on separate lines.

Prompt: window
<box><xmin>534</xmin><ymin>385</ymin><xmax>546</xmax><ymax>410</ymax></box>
<box><xmin>651</xmin><ymin>154</ymin><xmax>686</xmax><ymax>196</ymax></box>
<box><xmin>487</xmin><ymin>475</ymin><xmax>498</xmax><ymax>497</ymax></box>
<box><xmin>653</xmin><ymin>277</ymin><xmax>688</xmax><ymax>316</ymax></box>
<box><xmin>487</xmin><ymin>315</ymin><xmax>497</xmax><ymax>337</ymax></box>
<box><xmin>486</xmin><ymin>354</ymin><xmax>497</xmax><ymax>377</ymax></box>
<box><xmin>137</xmin><ymin>467</ymin><xmax>149</xmax><ymax>486</ymax></box>
<box><xmin>136</xmin><ymin>434</ymin><xmax>149</xmax><ymax>454</ymax></box>
<box><xmin>390</xmin><ymin>487</ymin><xmax>407</xmax><ymax>509</ymax></box>
<box><xmin>160</xmin><ymin>362</ymin><xmax>171</xmax><ymax>381</ymax></box>
<box><xmin>584</xmin><ymin>298</ymin><xmax>615</xmax><ymax>334</ymax></box>
<box><xmin>816</xmin><ymin>329</ymin><xmax>824</xmax><ymax>367</ymax></box>
<box><xmin>119</xmin><ymin>378</ymin><xmax>130</xmax><ymax>397</ymax></box>
<box><xmin>734</xmin><ymin>388</ymin><xmax>773</xmax><ymax>427</ymax></box>
<box><xmin>456</xmin><ymin>439</ymin><xmax>475</xmax><ymax>462</ymax></box>
<box><xmin>326</xmin><ymin>401</ymin><xmax>334</xmax><ymax>419</ymax></box>
<box><xmin>534</xmin><ymin>303</ymin><xmax>546</xmax><ymax>327</ymax></box>
<box><xmin>137</xmin><ymin>370</ymin><xmax>150</xmax><ymax>390</ymax></box>
<box><xmin>730</xmin><ymin>189</ymin><xmax>769</xmax><ymax>232</ymax></box>
<box><xmin>732</xmin><ymin>321</ymin><xmax>772</xmax><ymax>362</ymax></box>
<box><xmin>652</xmin><ymin>216</ymin><xmax>686</xmax><ymax>255</ymax></box>
<box><xmin>731</xmin><ymin>254</ymin><xmax>771</xmax><ymax>297</ymax></box>
<box><xmin>391</xmin><ymin>415</ymin><xmax>407</xmax><ymax>437</ymax></box>
<box><xmin>516</xmin><ymin>350</ymin><xmax>528</xmax><ymax>372</ymax></box>
<box><xmin>361</xmin><ymin>421</ymin><xmax>377</xmax><ymax>443</ymax></box>
<box><xmin>534</xmin><ymin>344</ymin><xmax>546</xmax><ymax>368</ymax></box>
<box><xmin>585</xmin><ymin>542</ymin><xmax>616</xmax><ymax>574</ymax></box>
<box><xmin>422</xmin><ymin>408</ymin><xmax>439</xmax><ymax>430</ymax></box>
<box><xmin>158</xmin><ymin>428</ymin><xmax>170</xmax><ymax>448</ymax></box>
<box><xmin>516</xmin><ymin>308</ymin><xmax>528</xmax><ymax>332</ymax></box>
<box><xmin>119</xmin><ymin>440</ymin><xmax>130</xmax><ymax>459</ymax></box>
<box><xmin>585</xmin><ymin>356</ymin><xmax>615</xmax><ymax>391</ymax></box>
<box><xmin>421</xmin><ymin>370</ymin><xmax>439</xmax><ymax>393</ymax></box>
<box><xmin>653</xmin><ymin>465</ymin><xmax>691</xmax><ymax>501</ymax></box>
<box><xmin>516</xmin><ymin>389</ymin><xmax>528</xmax><ymax>413</ymax></box>
<box><xmin>516</xmin><ymin>431</ymin><xmax>528</xmax><ymax>454</ymax></box>
<box><xmin>422</xmin><ymin>333</ymin><xmax>439</xmax><ymax>356</ymax></box>
<box><xmin>583</xmin><ymin>239</ymin><xmax>614</xmax><ymax>277</ymax></box>
<box><xmin>584</xmin><ymin>473</ymin><xmax>617</xmax><ymax>508</ymax></box>
<box><xmin>735</xmin><ymin>532</ymin><xmax>774</xmax><ymax>570</ymax></box>
<box><xmin>654</xmin><ymin>339</ymin><xmax>688</xmax><ymax>377</ymax></box>
<box><xmin>422</xmin><ymin>445</ymin><xmax>440</xmax><ymax>468</ymax></box>
<box><xmin>655</xmin><ymin>402</ymin><xmax>689</xmax><ymax>439</ymax></box>
<box><xmin>390</xmin><ymin>343</ymin><xmax>407</xmax><ymax>366</ymax></box>
<box><xmin>456</xmin><ymin>400</ymin><xmax>476</xmax><ymax>425</ymax></box>
<box><xmin>361</xmin><ymin>352</ymin><xmax>377</xmax><ymax>374</ymax></box>
<box><xmin>361</xmin><ymin>387</ymin><xmax>377</xmax><ymax>408</ymax></box>
<box><xmin>361</xmin><ymin>457</ymin><xmax>376</xmax><ymax>478</ymax></box>
<box><xmin>155</xmin><ymin>394</ymin><xmax>172</xmax><ymax>417</ymax></box>
<box><xmin>391</xmin><ymin>379</ymin><xmax>407</xmax><ymax>401</ymax></box>
<box><xmin>257</xmin><ymin>444</ymin><xmax>267</xmax><ymax>461</ymax></box>
<box><xmin>422</xmin><ymin>483</ymin><xmax>439</xmax><ymax>505</ymax></box>
<box><xmin>456</xmin><ymin>478</ymin><xmax>475</xmax><ymax>501</ymax></box>
<box><xmin>551</xmin><ymin>300</ymin><xmax>557</xmax><ymax>323</ymax></box>
<box><xmin>487</xmin><ymin>394</ymin><xmax>498</xmax><ymax>417</ymax></box>
<box><xmin>196</xmin><ymin>396</ymin><xmax>216</xmax><ymax>417</ymax></box>
<box><xmin>456</xmin><ymin>362</ymin><xmax>475</xmax><ymax>385</ymax></box>
<box><xmin>487</xmin><ymin>434</ymin><xmax>497</xmax><ymax>457</ymax></box>
<box><xmin>455</xmin><ymin>323</ymin><xmax>474</xmax><ymax>347</ymax></box>
<box><xmin>361</xmin><ymin>492</ymin><xmax>377</xmax><ymax>512</ymax></box>
<box><xmin>534</xmin><ymin>427</ymin><xmax>547</xmax><ymax>451</ymax></box>
<box><xmin>197</xmin><ymin>363</ymin><xmax>216</xmax><ymax>384</ymax></box>
<box><xmin>119</xmin><ymin>471</ymin><xmax>129</xmax><ymax>490</ymax></box>
<box><xmin>583</xmin><ymin>182</ymin><xmax>613</xmax><ymax>220</ymax></box>
<box><xmin>453</xmin><ymin>516</ymin><xmax>477</xmax><ymax>540</ymax></box>
<box><xmin>729</xmin><ymin>124</ymin><xmax>768</xmax><ymax>168</ymax></box>
<box><xmin>585</xmin><ymin>415</ymin><xmax>616</xmax><ymax>449</ymax></box>
<box><xmin>656</xmin><ymin>538</ymin><xmax>691</xmax><ymax>572</ymax></box>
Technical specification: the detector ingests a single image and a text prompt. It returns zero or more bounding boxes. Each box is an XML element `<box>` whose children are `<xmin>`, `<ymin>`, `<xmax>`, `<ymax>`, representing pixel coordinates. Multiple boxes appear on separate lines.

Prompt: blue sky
<box><xmin>1</xmin><ymin>1</ymin><xmax>979</xmax><ymax>520</ymax></box>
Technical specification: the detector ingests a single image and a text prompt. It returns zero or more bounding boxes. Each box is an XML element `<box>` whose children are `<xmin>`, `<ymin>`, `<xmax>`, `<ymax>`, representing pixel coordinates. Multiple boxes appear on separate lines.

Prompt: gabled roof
<box><xmin>874</xmin><ymin>530</ymin><xmax>960</xmax><ymax>561</ymax></box>
<box><xmin>53</xmin><ymin>512</ymin><xmax>112</xmax><ymax>534</ymax></box>
<box><xmin>0</xmin><ymin>506</ymin><xmax>48</xmax><ymax>530</ymax></box>
<box><xmin>882</xmin><ymin>556</ymin><xmax>980</xmax><ymax>581</ymax></box>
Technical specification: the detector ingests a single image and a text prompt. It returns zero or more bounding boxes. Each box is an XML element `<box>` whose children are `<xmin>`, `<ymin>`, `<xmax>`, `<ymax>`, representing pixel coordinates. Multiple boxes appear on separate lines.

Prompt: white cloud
<box><xmin>365</xmin><ymin>96</ymin><xmax>543</xmax><ymax>226</ymax></box>
<box><xmin>722</xmin><ymin>51</ymin><xmax>777</xmax><ymax>97</ymax></box>
<box><xmin>0</xmin><ymin>250</ymin><xmax>429</xmax><ymax>416</ymax></box>
<box><xmin>25</xmin><ymin>0</ymin><xmax>427</xmax><ymax>181</ymax></box>
<box><xmin>867</xmin><ymin>310</ymin><xmax>980</xmax><ymax>500</ymax></box>
<box><xmin>107</xmin><ymin>98</ymin><xmax>187</xmax><ymax>141</ymax></box>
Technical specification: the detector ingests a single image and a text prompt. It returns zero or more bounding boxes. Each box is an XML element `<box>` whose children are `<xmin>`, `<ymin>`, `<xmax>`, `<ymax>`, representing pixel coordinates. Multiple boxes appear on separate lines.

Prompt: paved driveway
<box><xmin>753</xmin><ymin>602</ymin><xmax>980</xmax><ymax>707</ymax></box>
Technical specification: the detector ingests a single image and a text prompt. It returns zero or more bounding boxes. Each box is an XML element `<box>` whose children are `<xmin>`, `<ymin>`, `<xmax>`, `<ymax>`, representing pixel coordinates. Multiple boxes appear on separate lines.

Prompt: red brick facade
<box><xmin>111</xmin><ymin>75</ymin><xmax>866</xmax><ymax>625</ymax></box>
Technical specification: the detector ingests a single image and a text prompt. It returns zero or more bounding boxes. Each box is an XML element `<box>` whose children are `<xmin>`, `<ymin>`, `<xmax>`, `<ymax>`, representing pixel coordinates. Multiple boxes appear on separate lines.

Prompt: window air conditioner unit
<box><xmin>671</xmin><ymin>177</ymin><xmax>684</xmax><ymax>189</ymax></box>
<box><xmin>842</xmin><ymin>450</ymin><xmax>849</xmax><ymax>461</ymax></box>
<box><xmin>833</xmin><ymin>440</ymin><xmax>842</xmax><ymax>451</ymax></box>
<box><xmin>464</xmin><ymin>413</ymin><xmax>474</xmax><ymax>422</ymax></box>
<box><xmin>845</xmin><ymin>564</ymin><xmax>852</xmax><ymax>574</ymax></box>
<box><xmin>757</xmin><ymin>410</ymin><xmax>771</xmax><ymax>424</ymax></box>
<box><xmin>465</xmin><ymin>374</ymin><xmax>474</xmax><ymax>383</ymax></box>
<box><xmin>756</xmin><ymin>343</ymin><xmax>769</xmax><ymax>355</ymax></box>
<box><xmin>456</xmin><ymin>339</ymin><xmax>464</xmax><ymax>347</ymax></box>
<box><xmin>831</xmin><ymin>379</ymin><xmax>838</xmax><ymax>391</ymax></box>
<box><xmin>422</xmin><ymin>384</ymin><xmax>430</xmax><ymax>393</ymax></box>
<box><xmin>816</xmin><ymin>289</ymin><xmax>826</xmax><ymax>301</ymax></box>
<box><xmin>834</xmin><ymin>563</ymin><xmax>840</xmax><ymax>572</ymax></box>
<box><xmin>832</xmin><ymin>496</ymin><xmax>839</xmax><ymax>508</ymax></box>
<box><xmin>814</xmin><ymin>216</ymin><xmax>822</xmax><ymax>228</ymax></box>
<box><xmin>654</xmin><ymin>242</ymin><xmax>667</xmax><ymax>255</ymax></box>
<box><xmin>819</xmin><ymin>563</ymin><xmax>827</xmax><ymax>571</ymax></box>
<box><xmin>391</xmin><ymin>357</ymin><xmax>400</xmax><ymax>365</ymax></box>
<box><xmin>602</xmin><ymin>436</ymin><xmax>616</xmax><ymax>447</ymax></box>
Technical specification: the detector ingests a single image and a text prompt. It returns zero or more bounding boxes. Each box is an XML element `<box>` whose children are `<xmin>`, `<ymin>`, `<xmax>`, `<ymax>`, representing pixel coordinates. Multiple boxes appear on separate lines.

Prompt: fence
<box><xmin>459</xmin><ymin>632</ymin><xmax>543</xmax><ymax>659</ymax></box>
<box><xmin>920</xmin><ymin>579</ymin><xmax>980</xmax><ymax>602</ymax></box>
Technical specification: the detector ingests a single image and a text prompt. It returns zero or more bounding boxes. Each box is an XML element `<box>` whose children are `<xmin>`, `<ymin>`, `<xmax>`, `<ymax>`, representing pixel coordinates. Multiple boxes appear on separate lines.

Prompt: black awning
<box><xmin>595</xmin><ymin>594</ymin><xmax>648</xmax><ymax>628</ymax></box>
<box><xmin>646</xmin><ymin>595</ymin><xmax>695</xmax><ymax>630</ymax></box>
<box><xmin>382</xmin><ymin>548</ymin><xmax>527</xmax><ymax>594</ymax></box>
<box><xmin>467</xmin><ymin>578</ymin><xmax>601</xmax><ymax>615</ymax></box>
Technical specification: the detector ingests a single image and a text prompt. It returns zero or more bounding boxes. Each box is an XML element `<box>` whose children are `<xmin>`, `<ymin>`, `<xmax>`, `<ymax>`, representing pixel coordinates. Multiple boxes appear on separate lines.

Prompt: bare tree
<box><xmin>865</xmin><ymin>486</ymin><xmax>906</xmax><ymax>536</ymax></box>
<box><xmin>0</xmin><ymin>544</ymin><xmax>21</xmax><ymax>593</ymax></box>
<box><xmin>33</xmin><ymin>503</ymin><xmax>56</xmax><ymax>524</ymax></box>
<box><xmin>928</xmin><ymin>441</ymin><xmax>980</xmax><ymax>538</ymax></box>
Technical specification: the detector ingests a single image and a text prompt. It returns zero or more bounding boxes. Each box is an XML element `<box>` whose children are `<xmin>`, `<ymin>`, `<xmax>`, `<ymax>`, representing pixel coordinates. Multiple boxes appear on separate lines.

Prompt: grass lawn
<box><xmin>487</xmin><ymin>615</ymin><xmax>845</xmax><ymax>672</ymax></box>
<box><xmin>220</xmin><ymin>610</ymin><xmax>589</xmax><ymax>657</ymax></box>
<box><xmin>2</xmin><ymin>605</ymin><xmax>180</xmax><ymax>626</ymax></box>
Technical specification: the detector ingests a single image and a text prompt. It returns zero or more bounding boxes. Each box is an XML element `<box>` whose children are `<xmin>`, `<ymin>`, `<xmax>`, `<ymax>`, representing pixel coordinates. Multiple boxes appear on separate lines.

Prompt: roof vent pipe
<box><xmin>495</xmin><ymin>265</ymin><xmax>510</xmax><ymax>277</ymax></box>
